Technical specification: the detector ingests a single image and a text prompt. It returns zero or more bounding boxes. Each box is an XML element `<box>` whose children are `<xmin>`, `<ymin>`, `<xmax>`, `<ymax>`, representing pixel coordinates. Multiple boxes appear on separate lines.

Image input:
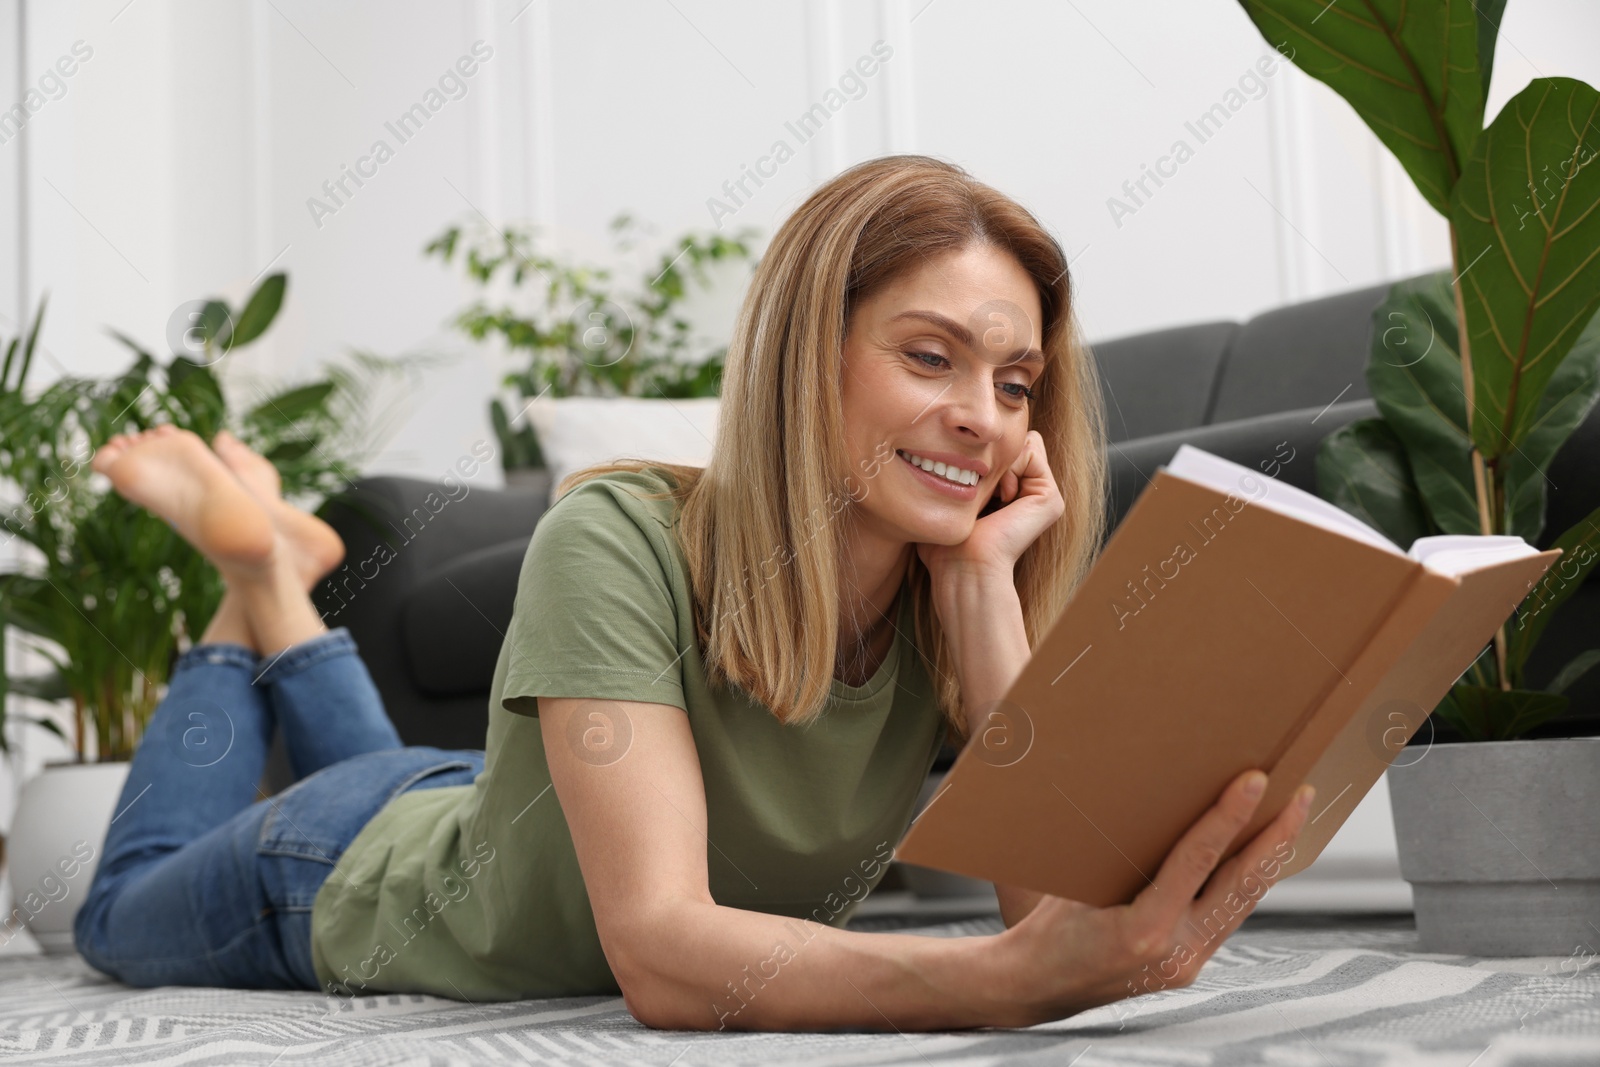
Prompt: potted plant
<box><xmin>1238</xmin><ymin>1</ymin><xmax>1600</xmax><ymax>954</ymax></box>
<box><xmin>424</xmin><ymin>212</ymin><xmax>758</xmax><ymax>498</ymax></box>
<box><xmin>0</xmin><ymin>274</ymin><xmax>400</xmax><ymax>952</ymax></box>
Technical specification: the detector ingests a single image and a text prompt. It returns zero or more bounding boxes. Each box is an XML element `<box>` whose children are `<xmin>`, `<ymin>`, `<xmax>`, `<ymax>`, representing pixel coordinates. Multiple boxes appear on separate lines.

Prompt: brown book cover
<box><xmin>893</xmin><ymin>450</ymin><xmax>1562</xmax><ymax>907</ymax></box>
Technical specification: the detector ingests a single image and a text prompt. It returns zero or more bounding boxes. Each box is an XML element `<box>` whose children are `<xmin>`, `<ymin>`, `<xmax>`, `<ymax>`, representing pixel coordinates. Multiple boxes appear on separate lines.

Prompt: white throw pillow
<box><xmin>525</xmin><ymin>396</ymin><xmax>721</xmax><ymax>494</ymax></box>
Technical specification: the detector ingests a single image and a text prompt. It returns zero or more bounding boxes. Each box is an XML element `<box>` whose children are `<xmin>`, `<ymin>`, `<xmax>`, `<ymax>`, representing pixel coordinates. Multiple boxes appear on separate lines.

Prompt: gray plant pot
<box><xmin>1386</xmin><ymin>737</ymin><xmax>1600</xmax><ymax>956</ymax></box>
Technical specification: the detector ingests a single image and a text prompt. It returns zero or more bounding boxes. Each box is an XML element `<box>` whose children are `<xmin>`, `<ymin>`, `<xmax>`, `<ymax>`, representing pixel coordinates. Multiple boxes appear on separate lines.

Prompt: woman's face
<box><xmin>839</xmin><ymin>242</ymin><xmax>1045</xmax><ymax>549</ymax></box>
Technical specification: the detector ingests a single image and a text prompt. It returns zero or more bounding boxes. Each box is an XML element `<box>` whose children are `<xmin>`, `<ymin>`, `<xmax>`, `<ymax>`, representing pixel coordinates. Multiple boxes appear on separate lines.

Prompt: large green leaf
<box><xmin>1367</xmin><ymin>272</ymin><xmax>1600</xmax><ymax>542</ymax></box>
<box><xmin>229</xmin><ymin>273</ymin><xmax>287</xmax><ymax>350</ymax></box>
<box><xmin>1236</xmin><ymin>0</ymin><xmax>1497</xmax><ymax>215</ymax></box>
<box><xmin>1548</xmin><ymin>649</ymin><xmax>1600</xmax><ymax>695</ymax></box>
<box><xmin>1453</xmin><ymin>77</ymin><xmax>1600</xmax><ymax>460</ymax></box>
<box><xmin>1434</xmin><ymin>683</ymin><xmax>1570</xmax><ymax>741</ymax></box>
<box><xmin>1474</xmin><ymin>1</ymin><xmax>1506</xmax><ymax>100</ymax></box>
<box><xmin>1501</xmin><ymin>314</ymin><xmax>1600</xmax><ymax>542</ymax></box>
<box><xmin>1365</xmin><ymin>273</ymin><xmax>1478</xmax><ymax>534</ymax></box>
<box><xmin>1506</xmin><ymin>504</ymin><xmax>1600</xmax><ymax>679</ymax></box>
<box><xmin>165</xmin><ymin>356</ymin><xmax>227</xmax><ymax>436</ymax></box>
<box><xmin>1316</xmin><ymin>416</ymin><xmax>1433</xmax><ymax>549</ymax></box>
<box><xmin>193</xmin><ymin>299</ymin><xmax>232</xmax><ymax>353</ymax></box>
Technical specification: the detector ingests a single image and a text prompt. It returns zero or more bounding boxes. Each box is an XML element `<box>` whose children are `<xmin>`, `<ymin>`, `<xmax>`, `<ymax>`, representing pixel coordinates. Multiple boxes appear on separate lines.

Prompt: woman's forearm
<box><xmin>932</xmin><ymin>566</ymin><xmax>1048</xmax><ymax>929</ymax></box>
<box><xmin>933</xmin><ymin>566</ymin><xmax>1029</xmax><ymax>677</ymax></box>
<box><xmin>620</xmin><ymin>897</ymin><xmax>1034</xmax><ymax>1031</ymax></box>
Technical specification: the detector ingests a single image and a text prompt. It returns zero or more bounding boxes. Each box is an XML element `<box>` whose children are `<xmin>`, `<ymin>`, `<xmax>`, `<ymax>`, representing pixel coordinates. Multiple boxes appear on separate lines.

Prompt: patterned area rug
<box><xmin>1</xmin><ymin>911</ymin><xmax>1596</xmax><ymax>1066</ymax></box>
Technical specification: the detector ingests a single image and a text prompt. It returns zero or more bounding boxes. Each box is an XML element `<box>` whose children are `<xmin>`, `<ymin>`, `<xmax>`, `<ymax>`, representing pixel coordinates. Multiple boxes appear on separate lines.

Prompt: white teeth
<box><xmin>898</xmin><ymin>450</ymin><xmax>978</xmax><ymax>486</ymax></box>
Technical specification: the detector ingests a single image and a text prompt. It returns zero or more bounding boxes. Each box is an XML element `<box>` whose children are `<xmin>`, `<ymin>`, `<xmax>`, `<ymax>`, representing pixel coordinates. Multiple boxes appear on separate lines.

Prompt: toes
<box><xmin>213</xmin><ymin>429</ymin><xmax>247</xmax><ymax>458</ymax></box>
<box><xmin>92</xmin><ymin>437</ymin><xmax>129</xmax><ymax>470</ymax></box>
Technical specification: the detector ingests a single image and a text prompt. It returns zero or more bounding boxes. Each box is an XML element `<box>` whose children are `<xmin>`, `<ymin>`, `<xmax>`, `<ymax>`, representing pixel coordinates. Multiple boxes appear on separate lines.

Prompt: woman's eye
<box><xmin>907</xmin><ymin>351</ymin><xmax>1034</xmax><ymax>402</ymax></box>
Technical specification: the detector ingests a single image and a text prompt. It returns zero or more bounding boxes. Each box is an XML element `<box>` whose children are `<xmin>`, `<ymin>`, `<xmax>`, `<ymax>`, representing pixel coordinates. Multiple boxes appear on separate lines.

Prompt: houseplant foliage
<box><xmin>1239</xmin><ymin>0</ymin><xmax>1600</xmax><ymax>741</ymax></box>
<box><xmin>0</xmin><ymin>274</ymin><xmax>397</xmax><ymax>761</ymax></box>
<box><xmin>424</xmin><ymin>212</ymin><xmax>758</xmax><ymax>474</ymax></box>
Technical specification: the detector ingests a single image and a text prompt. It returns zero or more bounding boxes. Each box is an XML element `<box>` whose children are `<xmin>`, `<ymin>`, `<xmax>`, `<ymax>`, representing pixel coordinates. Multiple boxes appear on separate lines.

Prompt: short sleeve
<box><xmin>499</xmin><ymin>479</ymin><xmax>688</xmax><ymax>716</ymax></box>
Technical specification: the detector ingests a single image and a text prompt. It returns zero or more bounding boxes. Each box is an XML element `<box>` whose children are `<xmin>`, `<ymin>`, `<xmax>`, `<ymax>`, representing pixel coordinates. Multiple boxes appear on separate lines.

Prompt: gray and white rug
<box><xmin>1</xmin><ymin>909</ymin><xmax>1597</xmax><ymax>1066</ymax></box>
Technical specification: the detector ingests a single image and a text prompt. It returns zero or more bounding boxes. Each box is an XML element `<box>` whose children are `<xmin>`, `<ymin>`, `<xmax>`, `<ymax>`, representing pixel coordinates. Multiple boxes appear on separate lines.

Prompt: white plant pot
<box><xmin>6</xmin><ymin>761</ymin><xmax>130</xmax><ymax>954</ymax></box>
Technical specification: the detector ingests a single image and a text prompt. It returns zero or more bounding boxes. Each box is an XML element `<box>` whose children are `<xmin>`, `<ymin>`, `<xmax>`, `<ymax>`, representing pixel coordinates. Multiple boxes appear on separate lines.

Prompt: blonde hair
<box><xmin>555</xmin><ymin>154</ymin><xmax>1108</xmax><ymax>745</ymax></box>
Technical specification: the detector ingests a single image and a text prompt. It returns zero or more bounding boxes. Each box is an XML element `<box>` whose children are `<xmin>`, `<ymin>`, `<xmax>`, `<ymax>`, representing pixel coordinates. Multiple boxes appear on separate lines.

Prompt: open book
<box><xmin>892</xmin><ymin>444</ymin><xmax>1563</xmax><ymax>906</ymax></box>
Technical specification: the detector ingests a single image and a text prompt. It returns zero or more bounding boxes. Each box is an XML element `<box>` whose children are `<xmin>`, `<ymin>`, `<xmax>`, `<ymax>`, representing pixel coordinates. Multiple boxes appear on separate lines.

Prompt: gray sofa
<box><xmin>295</xmin><ymin>272</ymin><xmax>1599</xmax><ymax>780</ymax></box>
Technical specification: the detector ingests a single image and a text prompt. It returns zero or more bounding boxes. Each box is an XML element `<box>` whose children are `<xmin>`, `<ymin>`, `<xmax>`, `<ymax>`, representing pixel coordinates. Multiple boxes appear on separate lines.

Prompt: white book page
<box><xmin>1407</xmin><ymin>534</ymin><xmax>1540</xmax><ymax>576</ymax></box>
<box><xmin>1161</xmin><ymin>445</ymin><xmax>1536</xmax><ymax>575</ymax></box>
<box><xmin>1163</xmin><ymin>444</ymin><xmax>1404</xmax><ymax>554</ymax></box>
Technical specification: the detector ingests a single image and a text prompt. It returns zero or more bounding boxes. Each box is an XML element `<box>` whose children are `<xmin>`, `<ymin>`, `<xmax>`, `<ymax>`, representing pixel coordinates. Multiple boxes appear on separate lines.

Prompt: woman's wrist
<box><xmin>975</xmin><ymin>920</ymin><xmax>1048</xmax><ymax>1028</ymax></box>
<box><xmin>930</xmin><ymin>564</ymin><xmax>1019</xmax><ymax>634</ymax></box>
<box><xmin>908</xmin><ymin>920</ymin><xmax>1043</xmax><ymax>1029</ymax></box>
<box><xmin>931</xmin><ymin>557</ymin><xmax>1015</xmax><ymax>594</ymax></box>
<box><xmin>931</xmin><ymin>566</ymin><xmax>1031</xmax><ymax>733</ymax></box>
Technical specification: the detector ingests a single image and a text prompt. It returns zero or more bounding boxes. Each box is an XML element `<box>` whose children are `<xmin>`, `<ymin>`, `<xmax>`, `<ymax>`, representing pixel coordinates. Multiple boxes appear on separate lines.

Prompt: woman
<box><xmin>75</xmin><ymin>154</ymin><xmax>1314</xmax><ymax>1031</ymax></box>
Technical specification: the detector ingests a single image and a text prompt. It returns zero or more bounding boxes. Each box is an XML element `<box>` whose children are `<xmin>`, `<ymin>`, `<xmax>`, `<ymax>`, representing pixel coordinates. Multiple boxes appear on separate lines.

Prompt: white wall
<box><xmin>6</xmin><ymin>0</ymin><xmax>1595</xmax><ymax>475</ymax></box>
<box><xmin>2</xmin><ymin>0</ymin><xmax>1598</xmax><ymax>884</ymax></box>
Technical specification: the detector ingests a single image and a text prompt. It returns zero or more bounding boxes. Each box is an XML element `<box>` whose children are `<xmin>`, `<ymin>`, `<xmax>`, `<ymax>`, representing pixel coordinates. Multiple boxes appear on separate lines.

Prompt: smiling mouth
<box><xmin>896</xmin><ymin>447</ymin><xmax>979</xmax><ymax>489</ymax></box>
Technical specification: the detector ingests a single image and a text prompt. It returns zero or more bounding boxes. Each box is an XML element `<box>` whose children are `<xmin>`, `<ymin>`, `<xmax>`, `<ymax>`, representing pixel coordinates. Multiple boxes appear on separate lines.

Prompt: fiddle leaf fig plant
<box><xmin>1239</xmin><ymin>0</ymin><xmax>1600</xmax><ymax>740</ymax></box>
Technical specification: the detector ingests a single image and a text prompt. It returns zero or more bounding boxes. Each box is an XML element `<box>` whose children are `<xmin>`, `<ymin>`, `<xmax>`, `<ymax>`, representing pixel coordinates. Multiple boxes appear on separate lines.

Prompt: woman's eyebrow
<box><xmin>887</xmin><ymin>309</ymin><xmax>1045</xmax><ymax>366</ymax></box>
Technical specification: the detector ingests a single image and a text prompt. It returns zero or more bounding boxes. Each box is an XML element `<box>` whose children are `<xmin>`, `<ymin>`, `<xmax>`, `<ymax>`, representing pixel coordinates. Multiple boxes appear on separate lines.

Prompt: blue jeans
<box><xmin>73</xmin><ymin>628</ymin><xmax>484</xmax><ymax>991</ymax></box>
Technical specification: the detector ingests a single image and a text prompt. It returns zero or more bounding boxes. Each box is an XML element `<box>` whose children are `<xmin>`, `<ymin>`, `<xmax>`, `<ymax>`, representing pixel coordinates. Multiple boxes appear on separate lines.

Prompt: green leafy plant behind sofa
<box><xmin>425</xmin><ymin>212</ymin><xmax>759</xmax><ymax>475</ymax></box>
<box><xmin>1237</xmin><ymin>0</ymin><xmax>1600</xmax><ymax>740</ymax></box>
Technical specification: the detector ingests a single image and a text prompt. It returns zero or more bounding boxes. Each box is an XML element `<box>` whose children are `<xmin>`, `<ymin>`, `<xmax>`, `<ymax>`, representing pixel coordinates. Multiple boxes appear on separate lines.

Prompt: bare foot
<box><xmin>91</xmin><ymin>426</ymin><xmax>276</xmax><ymax>573</ymax></box>
<box><xmin>212</xmin><ymin>429</ymin><xmax>346</xmax><ymax>590</ymax></box>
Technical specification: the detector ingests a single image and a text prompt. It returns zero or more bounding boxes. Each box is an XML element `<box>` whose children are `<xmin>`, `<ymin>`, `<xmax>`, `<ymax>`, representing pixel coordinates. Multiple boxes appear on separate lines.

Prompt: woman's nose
<box><xmin>941</xmin><ymin>376</ymin><xmax>1005</xmax><ymax>440</ymax></box>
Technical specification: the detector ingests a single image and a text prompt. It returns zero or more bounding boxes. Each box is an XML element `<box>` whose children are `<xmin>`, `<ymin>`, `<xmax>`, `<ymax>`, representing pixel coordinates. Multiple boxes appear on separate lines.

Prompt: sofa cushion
<box><xmin>1091</xmin><ymin>321</ymin><xmax>1238</xmax><ymax>442</ymax></box>
<box><xmin>1206</xmin><ymin>280</ymin><xmax>1397</xmax><ymax>425</ymax></box>
<box><xmin>1103</xmin><ymin>397</ymin><xmax>1380</xmax><ymax>540</ymax></box>
<box><xmin>402</xmin><ymin>537</ymin><xmax>531</xmax><ymax>697</ymax></box>
<box><xmin>526</xmin><ymin>395</ymin><xmax>720</xmax><ymax>495</ymax></box>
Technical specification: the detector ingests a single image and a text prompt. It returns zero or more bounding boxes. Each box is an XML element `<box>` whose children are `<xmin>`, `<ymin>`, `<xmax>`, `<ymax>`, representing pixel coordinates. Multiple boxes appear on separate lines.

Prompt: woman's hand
<box><xmin>984</xmin><ymin>770</ymin><xmax>1316</xmax><ymax>1028</ymax></box>
<box><xmin>915</xmin><ymin>429</ymin><xmax>1063</xmax><ymax>583</ymax></box>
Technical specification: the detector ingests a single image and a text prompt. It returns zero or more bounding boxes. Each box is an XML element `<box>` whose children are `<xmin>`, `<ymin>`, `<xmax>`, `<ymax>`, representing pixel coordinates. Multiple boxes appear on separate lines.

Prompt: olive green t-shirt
<box><xmin>309</xmin><ymin>466</ymin><xmax>948</xmax><ymax>1000</ymax></box>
